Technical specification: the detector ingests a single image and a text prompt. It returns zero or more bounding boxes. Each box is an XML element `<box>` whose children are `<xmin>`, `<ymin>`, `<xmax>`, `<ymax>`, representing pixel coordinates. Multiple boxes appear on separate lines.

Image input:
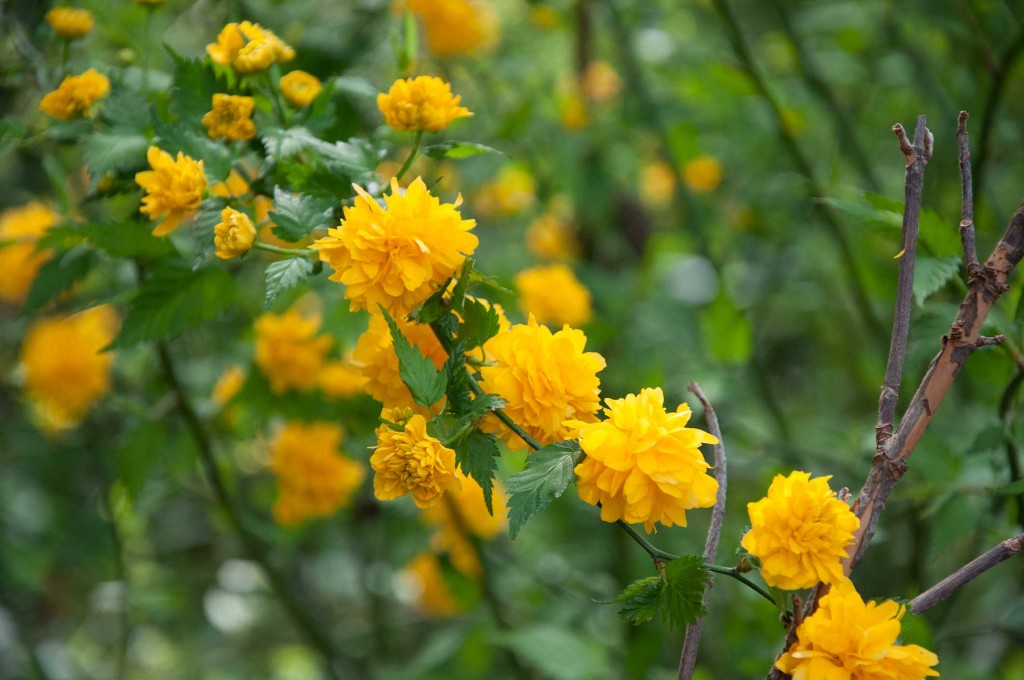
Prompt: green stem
<box><xmin>615</xmin><ymin>519</ymin><xmax>678</xmax><ymax>561</ymax></box>
<box><xmin>253</xmin><ymin>241</ymin><xmax>310</xmax><ymax>257</ymax></box>
<box><xmin>394</xmin><ymin>130</ymin><xmax>424</xmax><ymax>182</ymax></box>
<box><xmin>705</xmin><ymin>564</ymin><xmax>776</xmax><ymax>605</ymax></box>
<box><xmin>59</xmin><ymin>39</ymin><xmax>70</xmax><ymax>80</ymax></box>
<box><xmin>264</xmin><ymin>71</ymin><xmax>289</xmax><ymax>127</ymax></box>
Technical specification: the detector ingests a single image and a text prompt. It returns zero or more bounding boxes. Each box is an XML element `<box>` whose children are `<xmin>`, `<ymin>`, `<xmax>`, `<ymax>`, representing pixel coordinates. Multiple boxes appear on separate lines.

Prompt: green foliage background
<box><xmin>1</xmin><ymin>0</ymin><xmax>1023</xmax><ymax>678</ymax></box>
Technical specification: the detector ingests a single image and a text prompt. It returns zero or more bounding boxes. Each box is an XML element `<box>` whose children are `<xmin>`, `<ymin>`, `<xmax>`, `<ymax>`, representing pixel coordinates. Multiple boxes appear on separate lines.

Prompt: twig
<box><xmin>908</xmin><ymin>533</ymin><xmax>1024</xmax><ymax>614</ymax></box>
<box><xmin>846</xmin><ymin>203</ymin><xmax>1024</xmax><ymax>573</ymax></box>
<box><xmin>976</xmin><ymin>335</ymin><xmax>1005</xmax><ymax>347</ymax></box>
<box><xmin>876</xmin><ymin>117</ymin><xmax>929</xmax><ymax>449</ymax></box>
<box><xmin>958</xmin><ymin>112</ymin><xmax>981</xmax><ymax>273</ymax></box>
<box><xmin>678</xmin><ymin>382</ymin><xmax>728</xmax><ymax>680</ymax></box>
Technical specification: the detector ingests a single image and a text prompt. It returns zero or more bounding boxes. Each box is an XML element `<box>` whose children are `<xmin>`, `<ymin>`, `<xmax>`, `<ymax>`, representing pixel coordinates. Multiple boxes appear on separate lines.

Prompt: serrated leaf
<box><xmin>269</xmin><ymin>186</ymin><xmax>335</xmax><ymax>242</ymax></box>
<box><xmin>109</xmin><ymin>265</ymin><xmax>235</xmax><ymax>348</ymax></box>
<box><xmin>454</xmin><ymin>431</ymin><xmax>500</xmax><ymax>514</ymax></box>
<box><xmin>154</xmin><ymin>120</ymin><xmax>234</xmax><ymax>181</ymax></box>
<box><xmin>381</xmin><ymin>308</ymin><xmax>448</xmax><ymax>407</ymax></box>
<box><xmin>78</xmin><ymin>221</ymin><xmax>176</xmax><ymax>260</ymax></box>
<box><xmin>461</xmin><ymin>393</ymin><xmax>505</xmax><ymax>425</ymax></box>
<box><xmin>99</xmin><ymin>90</ymin><xmax>151</xmax><ymax>132</ymax></box>
<box><xmin>449</xmin><ymin>258</ymin><xmax>474</xmax><ymax>313</ymax></box>
<box><xmin>167</xmin><ymin>49</ymin><xmax>223</xmax><ymax>123</ymax></box>
<box><xmin>22</xmin><ymin>248</ymin><xmax>97</xmax><ymax>314</ymax></box>
<box><xmin>913</xmin><ymin>255</ymin><xmax>961</xmax><ymax>307</ymax></box>
<box><xmin>820</xmin><ymin>196</ymin><xmax>901</xmax><ymax>232</ymax></box>
<box><xmin>262</xmin><ymin>127</ymin><xmax>382</xmax><ymax>180</ymax></box>
<box><xmin>83</xmin><ymin>132</ymin><xmax>149</xmax><ymax>182</ymax></box>
<box><xmin>427</xmin><ymin>413</ymin><xmax>461</xmax><ymax>442</ymax></box>
<box><xmin>409</xmin><ymin>278</ymin><xmax>453</xmax><ymax>325</ymax></box>
<box><xmin>443</xmin><ymin>349</ymin><xmax>473</xmax><ymax>413</ymax></box>
<box><xmin>423</xmin><ymin>141</ymin><xmax>502</xmax><ymax>160</ymax></box>
<box><xmin>600</xmin><ymin>576</ymin><xmax>664</xmax><ymax>624</ymax></box>
<box><xmin>661</xmin><ymin>556</ymin><xmax>708</xmax><ymax>628</ymax></box>
<box><xmin>265</xmin><ymin>258</ymin><xmax>314</xmax><ymax>307</ymax></box>
<box><xmin>505</xmin><ymin>441</ymin><xmax>583</xmax><ymax>539</ymax></box>
<box><xmin>191</xmin><ymin>199</ymin><xmax>227</xmax><ymax>268</ymax></box>
<box><xmin>458</xmin><ymin>297</ymin><xmax>501</xmax><ymax>351</ymax></box>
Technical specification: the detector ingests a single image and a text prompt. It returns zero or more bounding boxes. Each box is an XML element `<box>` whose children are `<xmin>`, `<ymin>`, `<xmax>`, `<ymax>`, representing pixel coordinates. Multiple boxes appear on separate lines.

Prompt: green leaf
<box><xmin>265</xmin><ymin>258</ymin><xmax>314</xmax><ymax>307</ymax></box>
<box><xmin>453</xmin><ymin>431</ymin><xmax>500</xmax><ymax>514</ymax></box>
<box><xmin>167</xmin><ymin>49</ymin><xmax>222</xmax><ymax>123</ymax></box>
<box><xmin>409</xmin><ymin>278</ymin><xmax>454</xmax><ymax>325</ymax></box>
<box><xmin>449</xmin><ymin>258</ymin><xmax>474</xmax><ymax>313</ymax></box>
<box><xmin>269</xmin><ymin>186</ymin><xmax>336</xmax><ymax>242</ymax></box>
<box><xmin>0</xmin><ymin>117</ymin><xmax>29</xmax><ymax>153</ymax></box>
<box><xmin>154</xmin><ymin>120</ymin><xmax>234</xmax><ymax>181</ymax></box>
<box><xmin>83</xmin><ymin>132</ymin><xmax>149</xmax><ymax>184</ymax></box>
<box><xmin>398</xmin><ymin>10</ymin><xmax>418</xmax><ymax>75</ymax></box>
<box><xmin>701</xmin><ymin>293</ymin><xmax>752</xmax><ymax>364</ymax></box>
<box><xmin>601</xmin><ymin>576</ymin><xmax>664</xmax><ymax>624</ymax></box>
<box><xmin>913</xmin><ymin>255</ymin><xmax>961</xmax><ymax>307</ymax></box>
<box><xmin>422</xmin><ymin>141</ymin><xmax>503</xmax><ymax>160</ymax></box>
<box><xmin>461</xmin><ymin>392</ymin><xmax>505</xmax><ymax>426</ymax></box>
<box><xmin>77</xmin><ymin>221</ymin><xmax>176</xmax><ymax>260</ymax></box>
<box><xmin>661</xmin><ymin>556</ymin><xmax>708</xmax><ymax>629</ymax></box>
<box><xmin>380</xmin><ymin>308</ymin><xmax>448</xmax><ymax>407</ymax></box>
<box><xmin>458</xmin><ymin>297</ymin><xmax>501</xmax><ymax>351</ymax></box>
<box><xmin>110</xmin><ymin>264</ymin><xmax>236</xmax><ymax>349</ymax></box>
<box><xmin>191</xmin><ymin>198</ymin><xmax>226</xmax><ymax>267</ymax></box>
<box><xmin>495</xmin><ymin>625</ymin><xmax>609</xmax><ymax>680</ymax></box>
<box><xmin>987</xmin><ymin>478</ymin><xmax>1024</xmax><ymax>496</ymax></box>
<box><xmin>505</xmin><ymin>441</ymin><xmax>583</xmax><ymax>539</ymax></box>
<box><xmin>820</xmin><ymin>196</ymin><xmax>901</xmax><ymax>232</ymax></box>
<box><xmin>443</xmin><ymin>349</ymin><xmax>473</xmax><ymax>413</ymax></box>
<box><xmin>332</xmin><ymin>75</ymin><xmax>377</xmax><ymax>99</ymax></box>
<box><xmin>22</xmin><ymin>248</ymin><xmax>97</xmax><ymax>314</ymax></box>
<box><xmin>99</xmin><ymin>90</ymin><xmax>151</xmax><ymax>132</ymax></box>
<box><xmin>427</xmin><ymin>413</ymin><xmax>461</xmax><ymax>442</ymax></box>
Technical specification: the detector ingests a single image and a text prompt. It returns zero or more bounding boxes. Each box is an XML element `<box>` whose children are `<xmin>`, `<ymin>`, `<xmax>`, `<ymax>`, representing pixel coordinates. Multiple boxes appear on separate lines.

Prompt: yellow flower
<box><xmin>422</xmin><ymin>471</ymin><xmax>507</xmax><ymax>576</ymax></box>
<box><xmin>351</xmin><ymin>313</ymin><xmax>448</xmax><ymax>408</ymax></box>
<box><xmin>474</xmin><ymin>165</ymin><xmax>536</xmax><ymax>218</ymax></box>
<box><xmin>211</xmin><ymin>365</ymin><xmax>246</xmax><ymax>407</ymax></box>
<box><xmin>573</xmin><ymin>388</ymin><xmax>718</xmax><ymax>533</ymax></box>
<box><xmin>254</xmin><ymin>310</ymin><xmax>333</xmax><ymax>393</ymax></box>
<box><xmin>20</xmin><ymin>306</ymin><xmax>118</xmax><ymax>431</ymax></box>
<box><xmin>515</xmin><ymin>263</ymin><xmax>592</xmax><ymax>327</ymax></box>
<box><xmin>0</xmin><ymin>202</ymin><xmax>59</xmax><ymax>305</ymax></box>
<box><xmin>479</xmin><ymin>316</ymin><xmax>605</xmax><ymax>450</ymax></box>
<box><xmin>683</xmin><ymin>156</ymin><xmax>722</xmax><ymax>193</ymax></box>
<box><xmin>318</xmin><ymin>360</ymin><xmax>369</xmax><ymax>399</ymax></box>
<box><xmin>371</xmin><ymin>408</ymin><xmax>461</xmax><ymax>508</ymax></box>
<box><xmin>776</xmin><ymin>581</ymin><xmax>939</xmax><ymax>679</ymax></box>
<box><xmin>206</xmin><ymin>21</ymin><xmax>294</xmax><ymax>74</ymax></box>
<box><xmin>525</xmin><ymin>210</ymin><xmax>579</xmax><ymax>261</ymax></box>
<box><xmin>210</xmin><ymin>168</ymin><xmax>250</xmax><ymax>198</ymax></box>
<box><xmin>45</xmin><ymin>7</ymin><xmax>94</xmax><ymax>39</ymax></box>
<box><xmin>213</xmin><ymin>206</ymin><xmax>256</xmax><ymax>259</ymax></box>
<box><xmin>581</xmin><ymin>61</ymin><xmax>621</xmax><ymax>104</ymax></box>
<box><xmin>270</xmin><ymin>422</ymin><xmax>365</xmax><ymax>526</ymax></box>
<box><xmin>400</xmin><ymin>553</ymin><xmax>462</xmax><ymax>616</ymax></box>
<box><xmin>280</xmin><ymin>70</ymin><xmax>322</xmax><ymax>108</ymax></box>
<box><xmin>639</xmin><ymin>160</ymin><xmax>676</xmax><ymax>209</ymax></box>
<box><xmin>741</xmin><ymin>471</ymin><xmax>860</xmax><ymax>591</ymax></box>
<box><xmin>406</xmin><ymin>0</ymin><xmax>497</xmax><ymax>58</ymax></box>
<box><xmin>135</xmin><ymin>146</ymin><xmax>207</xmax><ymax>236</ymax></box>
<box><xmin>312</xmin><ymin>177</ymin><xmax>478</xmax><ymax>316</ymax></box>
<box><xmin>39</xmin><ymin>69</ymin><xmax>110</xmax><ymax>120</ymax></box>
<box><xmin>377</xmin><ymin>76</ymin><xmax>472</xmax><ymax>132</ymax></box>
<box><xmin>202</xmin><ymin>94</ymin><xmax>256</xmax><ymax>141</ymax></box>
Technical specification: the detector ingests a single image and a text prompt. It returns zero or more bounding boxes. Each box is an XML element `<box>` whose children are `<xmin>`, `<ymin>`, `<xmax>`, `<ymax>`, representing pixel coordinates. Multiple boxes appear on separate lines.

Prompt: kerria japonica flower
<box><xmin>0</xmin><ymin>203</ymin><xmax>59</xmax><ymax>305</ymax></box>
<box><xmin>280</xmin><ymin>70</ymin><xmax>321</xmax><ymax>108</ymax></box>
<box><xmin>253</xmin><ymin>309</ymin><xmax>333</xmax><ymax>393</ymax></box>
<box><xmin>371</xmin><ymin>407</ymin><xmax>461</xmax><ymax>509</ymax></box>
<box><xmin>39</xmin><ymin>69</ymin><xmax>109</xmax><ymax>120</ymax></box>
<box><xmin>515</xmin><ymin>263</ymin><xmax>592</xmax><ymax>327</ymax></box>
<box><xmin>45</xmin><ymin>7</ymin><xmax>94</xmax><ymax>39</ymax></box>
<box><xmin>135</xmin><ymin>146</ymin><xmax>207</xmax><ymax>236</ymax></box>
<box><xmin>205</xmin><ymin>21</ymin><xmax>294</xmax><ymax>74</ymax></box>
<box><xmin>202</xmin><ymin>94</ymin><xmax>256</xmax><ymax>141</ymax></box>
<box><xmin>377</xmin><ymin>76</ymin><xmax>472</xmax><ymax>132</ymax></box>
<box><xmin>213</xmin><ymin>207</ymin><xmax>256</xmax><ymax>259</ymax></box>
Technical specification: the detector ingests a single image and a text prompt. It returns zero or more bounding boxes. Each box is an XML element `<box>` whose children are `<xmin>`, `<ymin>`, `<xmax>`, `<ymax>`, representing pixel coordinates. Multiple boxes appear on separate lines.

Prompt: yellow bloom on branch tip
<box><xmin>202</xmin><ymin>94</ymin><xmax>256</xmax><ymax>141</ymax></box>
<box><xmin>478</xmin><ymin>316</ymin><xmax>605</xmax><ymax>450</ymax></box>
<box><xmin>270</xmin><ymin>422</ymin><xmax>365</xmax><ymax>526</ymax></box>
<box><xmin>213</xmin><ymin>207</ymin><xmax>256</xmax><ymax>259</ymax></box>
<box><xmin>371</xmin><ymin>408</ymin><xmax>461</xmax><ymax>509</ymax></box>
<box><xmin>0</xmin><ymin>202</ymin><xmax>59</xmax><ymax>305</ymax></box>
<box><xmin>254</xmin><ymin>310</ymin><xmax>333</xmax><ymax>393</ymax></box>
<box><xmin>280</xmin><ymin>70</ymin><xmax>322</xmax><ymax>108</ymax></box>
<box><xmin>45</xmin><ymin>7</ymin><xmax>94</xmax><ymax>39</ymax></box>
<box><xmin>776</xmin><ymin>581</ymin><xmax>939</xmax><ymax>679</ymax></box>
<box><xmin>39</xmin><ymin>69</ymin><xmax>110</xmax><ymax>120</ymax></box>
<box><xmin>516</xmin><ymin>263</ymin><xmax>592</xmax><ymax>327</ymax></box>
<box><xmin>741</xmin><ymin>471</ymin><xmax>860</xmax><ymax>591</ymax></box>
<box><xmin>135</xmin><ymin>146</ymin><xmax>207</xmax><ymax>236</ymax></box>
<box><xmin>377</xmin><ymin>76</ymin><xmax>472</xmax><ymax>132</ymax></box>
<box><xmin>206</xmin><ymin>21</ymin><xmax>294</xmax><ymax>74</ymax></box>
<box><xmin>573</xmin><ymin>388</ymin><xmax>719</xmax><ymax>533</ymax></box>
<box><xmin>312</xmin><ymin>177</ymin><xmax>478</xmax><ymax>315</ymax></box>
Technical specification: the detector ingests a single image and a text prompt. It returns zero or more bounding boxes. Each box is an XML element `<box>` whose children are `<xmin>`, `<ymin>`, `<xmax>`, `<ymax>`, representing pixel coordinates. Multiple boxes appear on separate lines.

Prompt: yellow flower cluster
<box><xmin>515</xmin><ymin>263</ymin><xmax>592</xmax><ymax>327</ymax></box>
<box><xmin>313</xmin><ymin>177</ymin><xmax>478</xmax><ymax>316</ymax></box>
<box><xmin>317</xmin><ymin>360</ymin><xmax>368</xmax><ymax>399</ymax></box>
<box><xmin>0</xmin><ymin>202</ymin><xmax>58</xmax><ymax>305</ymax></box>
<box><xmin>525</xmin><ymin>209</ymin><xmax>579</xmax><ymax>261</ymax></box>
<box><xmin>280</xmin><ymin>70</ymin><xmax>322</xmax><ymax>108</ymax></box>
<box><xmin>776</xmin><ymin>582</ymin><xmax>939</xmax><ymax>679</ymax></box>
<box><xmin>479</xmin><ymin>316</ymin><xmax>605</xmax><ymax>449</ymax></box>
<box><xmin>270</xmin><ymin>422</ymin><xmax>365</xmax><ymax>526</ymax></box>
<box><xmin>741</xmin><ymin>471</ymin><xmax>860</xmax><ymax>590</ymax></box>
<box><xmin>20</xmin><ymin>306</ymin><xmax>118</xmax><ymax>431</ymax></box>
<box><xmin>371</xmin><ymin>408</ymin><xmax>461</xmax><ymax>509</ymax></box>
<box><xmin>377</xmin><ymin>76</ymin><xmax>472</xmax><ymax>132</ymax></box>
<box><xmin>422</xmin><ymin>472</ymin><xmax>507</xmax><ymax>577</ymax></box>
<box><xmin>474</xmin><ymin>165</ymin><xmax>536</xmax><ymax>218</ymax></box>
<box><xmin>684</xmin><ymin>156</ymin><xmax>723</xmax><ymax>193</ymax></box>
<box><xmin>39</xmin><ymin>69</ymin><xmax>110</xmax><ymax>120</ymax></box>
<box><xmin>206</xmin><ymin>21</ymin><xmax>295</xmax><ymax>74</ymax></box>
<box><xmin>213</xmin><ymin>206</ymin><xmax>256</xmax><ymax>259</ymax></box>
<box><xmin>135</xmin><ymin>146</ymin><xmax>207</xmax><ymax>236</ymax></box>
<box><xmin>202</xmin><ymin>94</ymin><xmax>256</xmax><ymax>141</ymax></box>
<box><xmin>573</xmin><ymin>388</ymin><xmax>719</xmax><ymax>533</ymax></box>
<box><xmin>406</xmin><ymin>0</ymin><xmax>497</xmax><ymax>58</ymax></box>
<box><xmin>352</xmin><ymin>314</ymin><xmax>448</xmax><ymax>408</ymax></box>
<box><xmin>45</xmin><ymin>7</ymin><xmax>94</xmax><ymax>39</ymax></box>
<box><xmin>254</xmin><ymin>310</ymin><xmax>333</xmax><ymax>393</ymax></box>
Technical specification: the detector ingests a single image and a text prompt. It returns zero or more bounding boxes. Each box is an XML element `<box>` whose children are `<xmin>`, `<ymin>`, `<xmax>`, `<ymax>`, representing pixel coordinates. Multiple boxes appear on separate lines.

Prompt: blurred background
<box><xmin>1</xmin><ymin>0</ymin><xmax>1023</xmax><ymax>678</ymax></box>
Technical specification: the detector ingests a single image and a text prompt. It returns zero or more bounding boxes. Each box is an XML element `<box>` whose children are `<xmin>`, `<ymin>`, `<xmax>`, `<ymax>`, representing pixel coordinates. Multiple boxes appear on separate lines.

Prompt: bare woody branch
<box><xmin>909</xmin><ymin>533</ymin><xmax>1024</xmax><ymax>614</ymax></box>
<box><xmin>847</xmin><ymin>204</ymin><xmax>1024</xmax><ymax>573</ymax></box>
<box><xmin>678</xmin><ymin>382</ymin><xmax>728</xmax><ymax>680</ymax></box>
<box><xmin>877</xmin><ymin>116</ymin><xmax>929</xmax><ymax>450</ymax></box>
<box><xmin>958</xmin><ymin>112</ymin><xmax>981</xmax><ymax>272</ymax></box>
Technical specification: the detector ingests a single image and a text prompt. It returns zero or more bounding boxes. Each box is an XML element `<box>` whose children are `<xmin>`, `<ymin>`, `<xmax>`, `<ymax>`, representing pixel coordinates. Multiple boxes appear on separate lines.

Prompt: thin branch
<box><xmin>846</xmin><ymin>203</ymin><xmax>1024</xmax><ymax>573</ymax></box>
<box><xmin>908</xmin><ymin>533</ymin><xmax>1024</xmax><ymax>614</ymax></box>
<box><xmin>678</xmin><ymin>382</ymin><xmax>729</xmax><ymax>680</ymax></box>
<box><xmin>958</xmin><ymin>112</ymin><xmax>980</xmax><ymax>272</ymax></box>
<box><xmin>876</xmin><ymin>116</ymin><xmax>929</xmax><ymax>449</ymax></box>
<box><xmin>976</xmin><ymin>334</ymin><xmax>1006</xmax><ymax>347</ymax></box>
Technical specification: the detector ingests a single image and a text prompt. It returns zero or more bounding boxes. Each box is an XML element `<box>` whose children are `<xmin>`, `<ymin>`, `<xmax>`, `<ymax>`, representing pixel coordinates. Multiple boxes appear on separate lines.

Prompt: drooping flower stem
<box><xmin>394</xmin><ymin>130</ymin><xmax>424</xmax><ymax>181</ymax></box>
